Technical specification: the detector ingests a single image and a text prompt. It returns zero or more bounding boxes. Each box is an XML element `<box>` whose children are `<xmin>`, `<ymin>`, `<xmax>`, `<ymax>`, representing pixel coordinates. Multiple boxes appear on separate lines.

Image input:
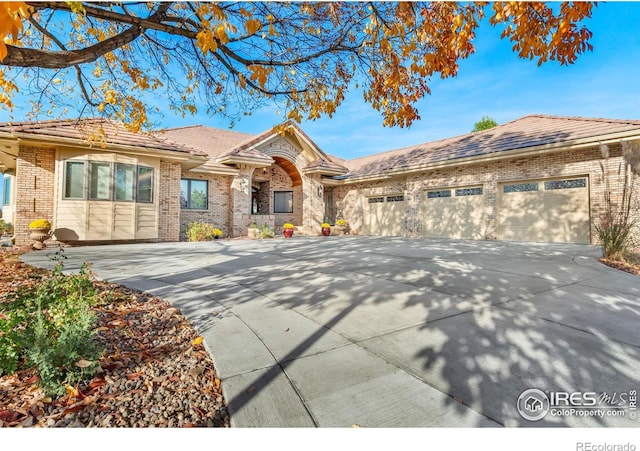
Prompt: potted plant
<box><xmin>321</xmin><ymin>222</ymin><xmax>331</xmax><ymax>236</ymax></box>
<box><xmin>334</xmin><ymin>219</ymin><xmax>349</xmax><ymax>235</ymax></box>
<box><xmin>282</xmin><ymin>223</ymin><xmax>294</xmax><ymax>238</ymax></box>
<box><xmin>28</xmin><ymin>219</ymin><xmax>52</xmax><ymax>249</ymax></box>
<box><xmin>213</xmin><ymin>228</ymin><xmax>223</xmax><ymax>239</ymax></box>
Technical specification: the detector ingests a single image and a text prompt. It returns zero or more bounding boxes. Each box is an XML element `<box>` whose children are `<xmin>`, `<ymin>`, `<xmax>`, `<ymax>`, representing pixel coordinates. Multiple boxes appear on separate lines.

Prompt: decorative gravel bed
<box><xmin>0</xmin><ymin>249</ymin><xmax>229</xmax><ymax>428</ymax></box>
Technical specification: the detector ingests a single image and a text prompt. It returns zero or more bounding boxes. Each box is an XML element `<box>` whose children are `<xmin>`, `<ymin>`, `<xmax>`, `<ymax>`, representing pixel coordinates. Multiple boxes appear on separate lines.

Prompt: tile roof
<box><xmin>159</xmin><ymin>125</ymin><xmax>254</xmax><ymax>159</ymax></box>
<box><xmin>0</xmin><ymin>118</ymin><xmax>203</xmax><ymax>155</ymax></box>
<box><xmin>343</xmin><ymin>114</ymin><xmax>640</xmax><ymax>178</ymax></box>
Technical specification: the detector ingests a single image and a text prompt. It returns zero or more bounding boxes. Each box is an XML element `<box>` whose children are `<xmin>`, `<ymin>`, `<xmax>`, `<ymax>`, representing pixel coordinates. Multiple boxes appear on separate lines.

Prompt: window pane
<box><xmin>274</xmin><ymin>191</ymin><xmax>293</xmax><ymax>213</ymax></box>
<box><xmin>455</xmin><ymin>187</ymin><xmax>483</xmax><ymax>196</ymax></box>
<box><xmin>64</xmin><ymin>161</ymin><xmax>85</xmax><ymax>199</ymax></box>
<box><xmin>115</xmin><ymin>164</ymin><xmax>135</xmax><ymax>201</ymax></box>
<box><xmin>427</xmin><ymin>190</ymin><xmax>451</xmax><ymax>199</ymax></box>
<box><xmin>503</xmin><ymin>182</ymin><xmax>538</xmax><ymax>193</ymax></box>
<box><xmin>89</xmin><ymin>162</ymin><xmax>111</xmax><ymax>200</ymax></box>
<box><xmin>2</xmin><ymin>176</ymin><xmax>10</xmax><ymax>205</ymax></box>
<box><xmin>544</xmin><ymin>179</ymin><xmax>586</xmax><ymax>190</ymax></box>
<box><xmin>180</xmin><ymin>179</ymin><xmax>189</xmax><ymax>208</ymax></box>
<box><xmin>189</xmin><ymin>180</ymin><xmax>208</xmax><ymax>209</ymax></box>
<box><xmin>137</xmin><ymin>166</ymin><xmax>153</xmax><ymax>203</ymax></box>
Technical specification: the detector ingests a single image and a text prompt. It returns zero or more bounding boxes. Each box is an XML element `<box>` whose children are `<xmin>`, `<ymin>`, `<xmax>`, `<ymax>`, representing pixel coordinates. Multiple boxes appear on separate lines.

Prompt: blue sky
<box><xmin>1</xmin><ymin>2</ymin><xmax>639</xmax><ymax>163</ymax></box>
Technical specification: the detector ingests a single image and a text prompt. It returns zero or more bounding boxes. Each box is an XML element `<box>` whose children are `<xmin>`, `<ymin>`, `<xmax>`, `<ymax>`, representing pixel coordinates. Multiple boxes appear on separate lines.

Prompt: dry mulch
<box><xmin>600</xmin><ymin>258</ymin><xmax>640</xmax><ymax>276</ymax></box>
<box><xmin>0</xmin><ymin>248</ymin><xmax>229</xmax><ymax>428</ymax></box>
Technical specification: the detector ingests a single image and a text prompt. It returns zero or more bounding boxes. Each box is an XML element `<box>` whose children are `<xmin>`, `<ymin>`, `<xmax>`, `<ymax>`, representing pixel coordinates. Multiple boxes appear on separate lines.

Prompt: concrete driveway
<box><xmin>22</xmin><ymin>237</ymin><xmax>640</xmax><ymax>427</ymax></box>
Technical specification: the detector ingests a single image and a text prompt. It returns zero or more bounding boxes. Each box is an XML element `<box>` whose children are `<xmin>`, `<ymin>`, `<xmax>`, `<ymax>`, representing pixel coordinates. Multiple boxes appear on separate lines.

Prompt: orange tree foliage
<box><xmin>0</xmin><ymin>2</ymin><xmax>595</xmax><ymax>131</ymax></box>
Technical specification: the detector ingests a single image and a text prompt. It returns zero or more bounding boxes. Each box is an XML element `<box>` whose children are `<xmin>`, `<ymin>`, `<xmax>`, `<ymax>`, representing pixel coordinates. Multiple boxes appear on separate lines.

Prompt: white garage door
<box><xmin>498</xmin><ymin>177</ymin><xmax>590</xmax><ymax>243</ymax></box>
<box><xmin>422</xmin><ymin>187</ymin><xmax>485</xmax><ymax>240</ymax></box>
<box><xmin>364</xmin><ymin>195</ymin><xmax>405</xmax><ymax>236</ymax></box>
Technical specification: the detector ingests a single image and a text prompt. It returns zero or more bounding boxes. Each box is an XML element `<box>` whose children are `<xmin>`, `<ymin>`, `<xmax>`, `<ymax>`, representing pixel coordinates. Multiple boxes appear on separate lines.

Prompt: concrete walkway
<box><xmin>22</xmin><ymin>237</ymin><xmax>640</xmax><ymax>427</ymax></box>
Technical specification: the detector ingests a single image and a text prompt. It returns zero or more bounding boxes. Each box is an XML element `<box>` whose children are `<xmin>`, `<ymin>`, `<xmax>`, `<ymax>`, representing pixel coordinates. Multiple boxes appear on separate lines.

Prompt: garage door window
<box><xmin>427</xmin><ymin>190</ymin><xmax>451</xmax><ymax>198</ymax></box>
<box><xmin>503</xmin><ymin>182</ymin><xmax>538</xmax><ymax>193</ymax></box>
<box><xmin>455</xmin><ymin>187</ymin><xmax>483</xmax><ymax>196</ymax></box>
<box><xmin>368</xmin><ymin>197</ymin><xmax>384</xmax><ymax>203</ymax></box>
<box><xmin>386</xmin><ymin>195</ymin><xmax>404</xmax><ymax>202</ymax></box>
<box><xmin>544</xmin><ymin>179</ymin><xmax>587</xmax><ymax>190</ymax></box>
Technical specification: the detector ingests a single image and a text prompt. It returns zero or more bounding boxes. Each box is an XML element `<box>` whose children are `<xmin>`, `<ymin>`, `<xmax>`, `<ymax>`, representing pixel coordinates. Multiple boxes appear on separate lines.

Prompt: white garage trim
<box><xmin>422</xmin><ymin>185</ymin><xmax>485</xmax><ymax>240</ymax></box>
<box><xmin>498</xmin><ymin>176</ymin><xmax>590</xmax><ymax>244</ymax></box>
<box><xmin>363</xmin><ymin>194</ymin><xmax>405</xmax><ymax>236</ymax></box>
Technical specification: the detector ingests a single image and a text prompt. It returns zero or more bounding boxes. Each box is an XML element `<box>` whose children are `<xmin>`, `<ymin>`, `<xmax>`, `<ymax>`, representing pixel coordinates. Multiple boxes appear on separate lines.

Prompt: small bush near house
<box><xmin>260</xmin><ymin>224</ymin><xmax>275</xmax><ymax>238</ymax></box>
<box><xmin>0</xmin><ymin>219</ymin><xmax>12</xmax><ymax>234</ymax></box>
<box><xmin>185</xmin><ymin>222</ymin><xmax>223</xmax><ymax>241</ymax></box>
<box><xmin>594</xmin><ymin>144</ymin><xmax>638</xmax><ymax>261</ymax></box>
<box><xmin>0</xmin><ymin>254</ymin><xmax>100</xmax><ymax>396</ymax></box>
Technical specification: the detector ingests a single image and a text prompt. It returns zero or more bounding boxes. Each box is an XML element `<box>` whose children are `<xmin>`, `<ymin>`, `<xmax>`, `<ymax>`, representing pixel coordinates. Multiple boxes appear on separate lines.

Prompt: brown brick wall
<box><xmin>179</xmin><ymin>171</ymin><xmax>232</xmax><ymax>239</ymax></box>
<box><xmin>158</xmin><ymin>160</ymin><xmax>181</xmax><ymax>242</ymax></box>
<box><xmin>14</xmin><ymin>146</ymin><xmax>55</xmax><ymax>246</ymax></box>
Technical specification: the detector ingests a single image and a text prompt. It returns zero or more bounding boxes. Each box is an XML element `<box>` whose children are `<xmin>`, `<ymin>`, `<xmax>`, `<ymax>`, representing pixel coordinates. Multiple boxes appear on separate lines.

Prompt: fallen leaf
<box><xmin>75</xmin><ymin>359</ymin><xmax>93</xmax><ymax>368</ymax></box>
<box><xmin>0</xmin><ymin>410</ymin><xmax>20</xmax><ymax>422</ymax></box>
<box><xmin>63</xmin><ymin>403</ymin><xmax>86</xmax><ymax>415</ymax></box>
<box><xmin>65</xmin><ymin>385</ymin><xmax>79</xmax><ymax>398</ymax></box>
<box><xmin>214</xmin><ymin>378</ymin><xmax>221</xmax><ymax>389</ymax></box>
<box><xmin>127</xmin><ymin>371</ymin><xmax>145</xmax><ymax>380</ymax></box>
<box><xmin>188</xmin><ymin>367</ymin><xmax>205</xmax><ymax>377</ymax></box>
<box><xmin>192</xmin><ymin>336</ymin><xmax>204</xmax><ymax>346</ymax></box>
<box><xmin>24</xmin><ymin>374</ymin><xmax>39</xmax><ymax>384</ymax></box>
<box><xmin>246</xmin><ymin>386</ymin><xmax>257</xmax><ymax>394</ymax></box>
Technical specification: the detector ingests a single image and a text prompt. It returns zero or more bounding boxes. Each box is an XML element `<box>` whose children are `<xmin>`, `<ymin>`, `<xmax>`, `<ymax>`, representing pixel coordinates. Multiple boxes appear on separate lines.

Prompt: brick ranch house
<box><xmin>1</xmin><ymin>114</ymin><xmax>639</xmax><ymax>247</ymax></box>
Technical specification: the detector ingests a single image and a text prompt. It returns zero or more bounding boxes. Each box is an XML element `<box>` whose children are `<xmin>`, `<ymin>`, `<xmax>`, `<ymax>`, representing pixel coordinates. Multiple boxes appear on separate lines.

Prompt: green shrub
<box><xmin>0</xmin><ymin>219</ymin><xmax>12</xmax><ymax>234</ymax></box>
<box><xmin>594</xmin><ymin>215</ymin><xmax>637</xmax><ymax>261</ymax></box>
<box><xmin>27</xmin><ymin>302</ymin><xmax>98</xmax><ymax>396</ymax></box>
<box><xmin>186</xmin><ymin>222</ymin><xmax>223</xmax><ymax>241</ymax></box>
<box><xmin>0</xmin><ymin>258</ymin><xmax>100</xmax><ymax>396</ymax></box>
<box><xmin>260</xmin><ymin>224</ymin><xmax>275</xmax><ymax>238</ymax></box>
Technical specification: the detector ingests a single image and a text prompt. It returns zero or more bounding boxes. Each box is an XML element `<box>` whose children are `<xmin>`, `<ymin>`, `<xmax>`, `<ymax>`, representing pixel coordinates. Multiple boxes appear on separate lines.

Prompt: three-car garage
<box><xmin>363</xmin><ymin>176</ymin><xmax>591</xmax><ymax>244</ymax></box>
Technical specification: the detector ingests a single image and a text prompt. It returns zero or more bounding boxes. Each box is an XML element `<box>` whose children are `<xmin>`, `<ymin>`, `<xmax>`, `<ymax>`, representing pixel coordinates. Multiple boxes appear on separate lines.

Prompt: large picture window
<box><xmin>274</xmin><ymin>191</ymin><xmax>293</xmax><ymax>213</ymax></box>
<box><xmin>63</xmin><ymin>160</ymin><xmax>153</xmax><ymax>203</ymax></box>
<box><xmin>180</xmin><ymin>179</ymin><xmax>208</xmax><ymax>209</ymax></box>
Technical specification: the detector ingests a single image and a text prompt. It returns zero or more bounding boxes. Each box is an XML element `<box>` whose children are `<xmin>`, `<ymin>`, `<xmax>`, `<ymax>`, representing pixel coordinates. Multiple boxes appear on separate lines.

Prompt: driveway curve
<box><xmin>22</xmin><ymin>237</ymin><xmax>640</xmax><ymax>427</ymax></box>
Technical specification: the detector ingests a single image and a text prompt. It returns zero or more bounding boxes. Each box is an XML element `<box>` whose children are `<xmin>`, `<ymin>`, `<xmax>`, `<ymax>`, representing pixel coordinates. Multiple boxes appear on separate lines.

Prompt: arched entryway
<box><xmin>250</xmin><ymin>156</ymin><xmax>303</xmax><ymax>228</ymax></box>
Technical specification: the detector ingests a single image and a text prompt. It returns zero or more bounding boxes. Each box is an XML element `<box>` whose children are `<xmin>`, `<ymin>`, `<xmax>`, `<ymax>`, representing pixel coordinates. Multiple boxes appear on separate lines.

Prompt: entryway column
<box><xmin>230</xmin><ymin>166</ymin><xmax>254</xmax><ymax>237</ymax></box>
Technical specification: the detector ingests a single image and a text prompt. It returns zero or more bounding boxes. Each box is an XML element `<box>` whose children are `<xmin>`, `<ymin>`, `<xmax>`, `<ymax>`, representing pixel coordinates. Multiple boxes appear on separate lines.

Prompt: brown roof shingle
<box><xmin>0</xmin><ymin>118</ymin><xmax>204</xmax><ymax>155</ymax></box>
<box><xmin>343</xmin><ymin>114</ymin><xmax>640</xmax><ymax>178</ymax></box>
<box><xmin>159</xmin><ymin>125</ymin><xmax>254</xmax><ymax>160</ymax></box>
